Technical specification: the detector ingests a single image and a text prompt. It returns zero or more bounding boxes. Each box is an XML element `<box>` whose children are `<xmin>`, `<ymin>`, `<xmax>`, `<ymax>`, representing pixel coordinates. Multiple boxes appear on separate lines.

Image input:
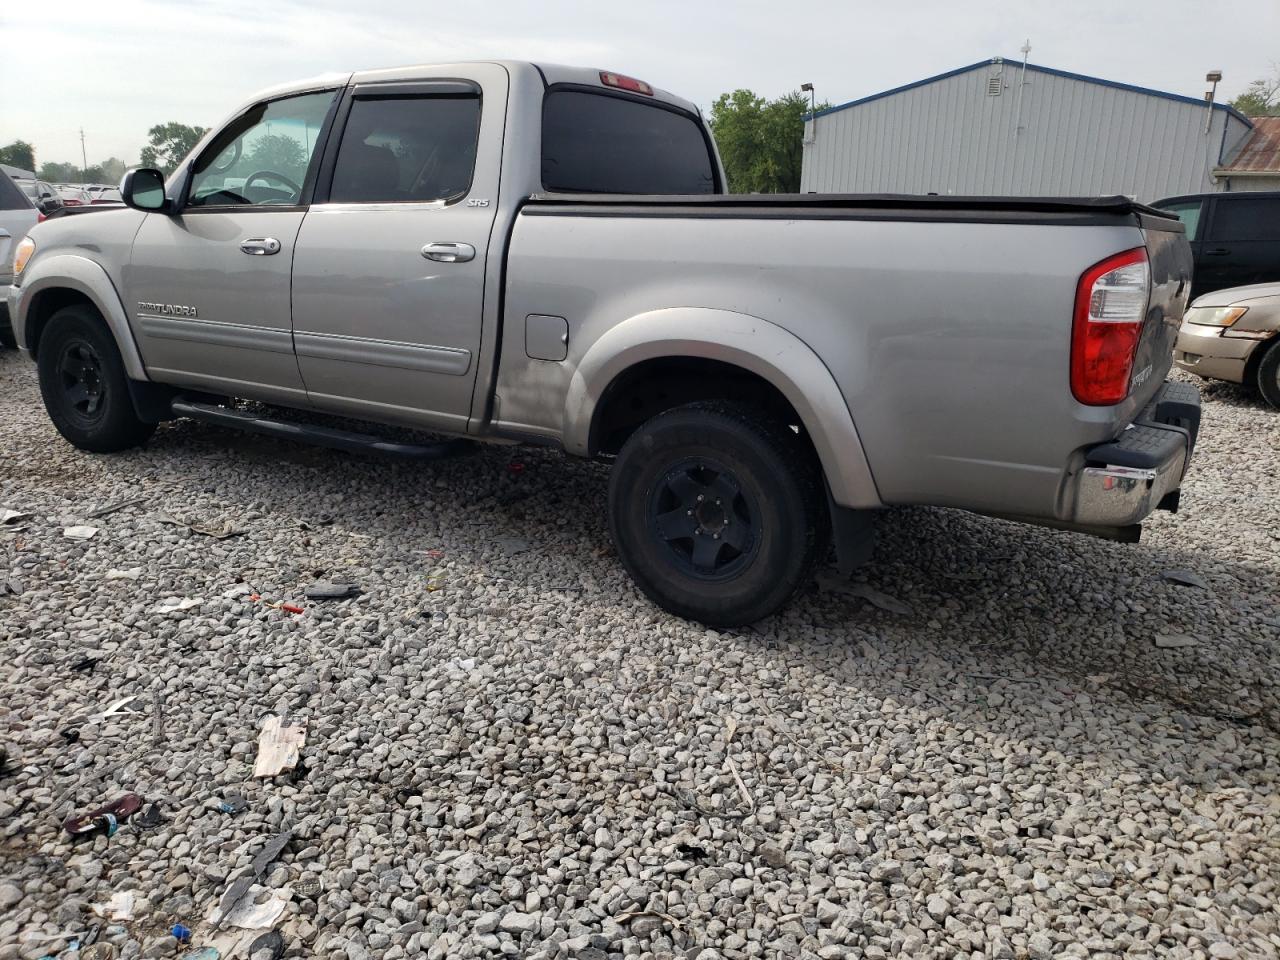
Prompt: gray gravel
<box><xmin>1</xmin><ymin>350</ymin><xmax>1277</xmax><ymax>960</ymax></box>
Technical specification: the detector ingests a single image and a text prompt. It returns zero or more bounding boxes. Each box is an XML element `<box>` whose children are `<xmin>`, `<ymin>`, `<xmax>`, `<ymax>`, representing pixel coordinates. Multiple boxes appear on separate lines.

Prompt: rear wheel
<box><xmin>37</xmin><ymin>305</ymin><xmax>156</xmax><ymax>452</ymax></box>
<box><xmin>1255</xmin><ymin>339</ymin><xmax>1280</xmax><ymax>409</ymax></box>
<box><xmin>608</xmin><ymin>401</ymin><xmax>826</xmax><ymax>626</ymax></box>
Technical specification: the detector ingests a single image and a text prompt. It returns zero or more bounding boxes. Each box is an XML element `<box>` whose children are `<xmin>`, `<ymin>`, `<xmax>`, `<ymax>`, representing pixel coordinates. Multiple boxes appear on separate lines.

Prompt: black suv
<box><xmin>1155</xmin><ymin>191</ymin><xmax>1280</xmax><ymax>300</ymax></box>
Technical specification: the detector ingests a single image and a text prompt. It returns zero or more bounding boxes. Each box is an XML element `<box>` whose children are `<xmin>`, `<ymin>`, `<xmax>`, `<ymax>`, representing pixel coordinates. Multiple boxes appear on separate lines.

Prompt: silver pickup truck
<box><xmin>8</xmin><ymin>61</ymin><xmax>1201</xmax><ymax>625</ymax></box>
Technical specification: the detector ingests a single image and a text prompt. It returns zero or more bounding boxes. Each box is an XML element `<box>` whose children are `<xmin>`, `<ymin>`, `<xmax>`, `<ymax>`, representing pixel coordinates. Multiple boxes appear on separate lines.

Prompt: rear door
<box><xmin>1198</xmin><ymin>195</ymin><xmax>1280</xmax><ymax>296</ymax></box>
<box><xmin>290</xmin><ymin>66</ymin><xmax>505</xmax><ymax>434</ymax></box>
<box><xmin>126</xmin><ymin>88</ymin><xmax>338</xmax><ymax>403</ymax></box>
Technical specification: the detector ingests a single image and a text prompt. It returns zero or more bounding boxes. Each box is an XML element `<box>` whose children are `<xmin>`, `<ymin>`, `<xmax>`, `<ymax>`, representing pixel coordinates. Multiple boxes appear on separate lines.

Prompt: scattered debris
<box><xmin>64</xmin><ymin>794</ymin><xmax>144</xmax><ymax>838</ymax></box>
<box><xmin>88</xmin><ymin>498</ymin><xmax>146</xmax><ymax>519</ymax></box>
<box><xmin>614</xmin><ymin>908</ymin><xmax>683</xmax><ymax>930</ymax></box>
<box><xmin>494</xmin><ymin>536</ymin><xmax>531</xmax><ymax>556</ymax></box>
<box><xmin>136</xmin><ymin>802</ymin><xmax>164</xmax><ymax>829</ymax></box>
<box><xmin>219</xmin><ymin>792</ymin><xmax>248</xmax><ymax>815</ymax></box>
<box><xmin>211</xmin><ymin>830</ymin><xmax>293</xmax><ymax>929</ymax></box>
<box><xmin>154</xmin><ymin>597</ymin><xmax>204</xmax><ymax>614</ymax></box>
<box><xmin>182</xmin><ymin>949</ymin><xmax>221</xmax><ymax>960</ymax></box>
<box><xmin>172</xmin><ymin>924</ymin><xmax>192</xmax><ymax>944</ymax></box>
<box><xmin>1161</xmin><ymin>568</ymin><xmax>1210</xmax><ymax>590</ymax></box>
<box><xmin>253</xmin><ymin>716</ymin><xmax>306</xmax><ymax>777</ymax></box>
<box><xmin>80</xmin><ymin>942</ymin><xmax>116</xmax><ymax>960</ymax></box>
<box><xmin>303</xmin><ymin>581</ymin><xmax>360</xmax><ymax>600</ymax></box>
<box><xmin>723</xmin><ymin>715</ymin><xmax>755</xmax><ymax>812</ymax></box>
<box><xmin>157</xmin><ymin>513</ymin><xmax>247</xmax><ymax>540</ymax></box>
<box><xmin>71</xmin><ymin>657</ymin><xmax>100</xmax><ymax>674</ymax></box>
<box><xmin>506</xmin><ymin>461</ymin><xmax>526</xmax><ymax>475</ymax></box>
<box><xmin>1</xmin><ymin>508</ymin><xmax>31</xmax><ymax>525</ymax></box>
<box><xmin>247</xmin><ymin>593</ymin><xmax>304</xmax><ymax>615</ymax></box>
<box><xmin>816</xmin><ymin>573</ymin><xmax>913</xmax><ymax>615</ymax></box>
<box><xmin>108</xmin><ymin>890</ymin><xmax>135</xmax><ymax>921</ymax></box>
<box><xmin>105</xmin><ymin>568</ymin><xmax>143</xmax><ymax>581</ymax></box>
<box><xmin>93</xmin><ymin>695</ymin><xmax>141</xmax><ymax>720</ymax></box>
<box><xmin>63</xmin><ymin>525</ymin><xmax>100</xmax><ymax>540</ymax></box>
<box><xmin>1155</xmin><ymin>633</ymin><xmax>1200</xmax><ymax>649</ymax></box>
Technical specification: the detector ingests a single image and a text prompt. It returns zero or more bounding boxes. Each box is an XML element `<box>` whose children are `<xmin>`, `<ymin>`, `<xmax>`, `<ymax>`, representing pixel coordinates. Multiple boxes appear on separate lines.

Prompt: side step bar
<box><xmin>170</xmin><ymin>398</ymin><xmax>475</xmax><ymax>461</ymax></box>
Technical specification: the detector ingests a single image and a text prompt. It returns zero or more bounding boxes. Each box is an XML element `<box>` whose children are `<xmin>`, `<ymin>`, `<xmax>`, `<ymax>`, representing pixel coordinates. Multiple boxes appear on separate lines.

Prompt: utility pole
<box><xmin>80</xmin><ymin>128</ymin><xmax>88</xmax><ymax>181</ymax></box>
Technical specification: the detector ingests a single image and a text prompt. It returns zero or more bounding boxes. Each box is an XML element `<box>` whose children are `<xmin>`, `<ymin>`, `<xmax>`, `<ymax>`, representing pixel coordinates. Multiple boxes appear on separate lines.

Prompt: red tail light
<box><xmin>600</xmin><ymin>71</ymin><xmax>654</xmax><ymax>96</ymax></box>
<box><xmin>1071</xmin><ymin>247</ymin><xmax>1150</xmax><ymax>405</ymax></box>
<box><xmin>37</xmin><ymin>212</ymin><xmax>47</xmax><ymax>223</ymax></box>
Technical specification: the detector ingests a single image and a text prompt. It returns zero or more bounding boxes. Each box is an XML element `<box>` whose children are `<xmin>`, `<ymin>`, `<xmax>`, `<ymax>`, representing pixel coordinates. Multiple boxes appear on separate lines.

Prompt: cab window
<box><xmin>187</xmin><ymin>90</ymin><xmax>336</xmax><ymax>208</ymax></box>
<box><xmin>1160</xmin><ymin>200</ymin><xmax>1203</xmax><ymax>241</ymax></box>
<box><xmin>1208</xmin><ymin>197</ymin><xmax>1280</xmax><ymax>242</ymax></box>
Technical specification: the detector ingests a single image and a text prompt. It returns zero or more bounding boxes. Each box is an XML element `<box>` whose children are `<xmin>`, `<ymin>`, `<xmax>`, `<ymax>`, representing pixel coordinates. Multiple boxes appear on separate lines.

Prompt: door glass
<box><xmin>1160</xmin><ymin>201</ymin><xmax>1203</xmax><ymax>240</ymax></box>
<box><xmin>1208</xmin><ymin>197</ymin><xmax>1280</xmax><ymax>242</ymax></box>
<box><xmin>188</xmin><ymin>90</ymin><xmax>336</xmax><ymax>208</ymax></box>
<box><xmin>329</xmin><ymin>96</ymin><xmax>481</xmax><ymax>203</ymax></box>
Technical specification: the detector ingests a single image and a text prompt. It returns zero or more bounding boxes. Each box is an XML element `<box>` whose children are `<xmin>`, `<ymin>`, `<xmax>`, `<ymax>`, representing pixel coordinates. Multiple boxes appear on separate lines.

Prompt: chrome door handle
<box><xmin>421</xmin><ymin>242</ymin><xmax>475</xmax><ymax>263</ymax></box>
<box><xmin>240</xmin><ymin>237</ymin><xmax>281</xmax><ymax>256</ymax></box>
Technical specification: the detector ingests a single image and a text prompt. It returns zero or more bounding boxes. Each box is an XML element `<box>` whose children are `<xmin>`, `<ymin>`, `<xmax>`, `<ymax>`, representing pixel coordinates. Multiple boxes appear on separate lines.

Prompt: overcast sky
<box><xmin>2</xmin><ymin>0</ymin><xmax>1277</xmax><ymax>169</ymax></box>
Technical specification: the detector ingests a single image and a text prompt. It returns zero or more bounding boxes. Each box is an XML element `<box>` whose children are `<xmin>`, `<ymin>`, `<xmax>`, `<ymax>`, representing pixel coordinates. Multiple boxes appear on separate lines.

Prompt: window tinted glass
<box><xmin>542</xmin><ymin>90</ymin><xmax>716</xmax><ymax>194</ymax></box>
<box><xmin>0</xmin><ymin>174</ymin><xmax>31</xmax><ymax>211</ymax></box>
<box><xmin>1159</xmin><ymin>201</ymin><xmax>1202</xmax><ymax>240</ymax></box>
<box><xmin>188</xmin><ymin>90</ymin><xmax>335</xmax><ymax>207</ymax></box>
<box><xmin>1208</xmin><ymin>197</ymin><xmax>1280</xmax><ymax>242</ymax></box>
<box><xmin>329</xmin><ymin>96</ymin><xmax>481</xmax><ymax>203</ymax></box>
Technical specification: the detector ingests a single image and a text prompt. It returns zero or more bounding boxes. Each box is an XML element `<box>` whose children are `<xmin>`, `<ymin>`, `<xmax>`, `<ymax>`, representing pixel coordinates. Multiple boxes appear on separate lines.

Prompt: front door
<box><xmin>290</xmin><ymin>69</ymin><xmax>505</xmax><ymax>434</ymax></box>
<box><xmin>126</xmin><ymin>89</ymin><xmax>338</xmax><ymax>404</ymax></box>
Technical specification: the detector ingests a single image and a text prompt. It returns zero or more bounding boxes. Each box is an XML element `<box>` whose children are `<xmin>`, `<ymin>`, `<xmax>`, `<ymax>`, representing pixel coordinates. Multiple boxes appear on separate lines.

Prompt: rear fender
<box><xmin>567</xmin><ymin>307</ymin><xmax>881</xmax><ymax>509</ymax></box>
<box><xmin>13</xmin><ymin>253</ymin><xmax>148</xmax><ymax>380</ymax></box>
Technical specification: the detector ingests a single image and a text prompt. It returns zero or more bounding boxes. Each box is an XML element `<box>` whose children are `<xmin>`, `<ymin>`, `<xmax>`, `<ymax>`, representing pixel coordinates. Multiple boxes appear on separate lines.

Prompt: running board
<box><xmin>170</xmin><ymin>398</ymin><xmax>475</xmax><ymax>461</ymax></box>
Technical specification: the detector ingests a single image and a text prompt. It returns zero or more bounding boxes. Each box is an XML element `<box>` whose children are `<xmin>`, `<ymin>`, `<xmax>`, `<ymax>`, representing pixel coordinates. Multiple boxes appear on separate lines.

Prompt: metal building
<box><xmin>800</xmin><ymin>58</ymin><xmax>1262</xmax><ymax>202</ymax></box>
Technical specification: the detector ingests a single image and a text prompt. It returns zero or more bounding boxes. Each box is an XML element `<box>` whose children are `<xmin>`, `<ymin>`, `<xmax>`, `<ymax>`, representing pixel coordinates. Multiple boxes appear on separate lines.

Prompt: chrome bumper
<box><xmin>1074</xmin><ymin>453</ymin><xmax>1187</xmax><ymax>526</ymax></box>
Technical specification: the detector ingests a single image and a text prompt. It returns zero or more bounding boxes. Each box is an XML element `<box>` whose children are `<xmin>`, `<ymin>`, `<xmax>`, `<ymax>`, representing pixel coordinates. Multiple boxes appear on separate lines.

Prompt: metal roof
<box><xmin>809</xmin><ymin>58</ymin><xmax>1253</xmax><ymax>126</ymax></box>
<box><xmin>1216</xmin><ymin>116</ymin><xmax>1280</xmax><ymax>174</ymax></box>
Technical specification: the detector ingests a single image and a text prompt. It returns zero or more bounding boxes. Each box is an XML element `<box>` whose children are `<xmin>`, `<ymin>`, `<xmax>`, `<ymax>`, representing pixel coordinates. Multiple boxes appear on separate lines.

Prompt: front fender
<box><xmin>566</xmin><ymin>307</ymin><xmax>881</xmax><ymax>509</ymax></box>
<box><xmin>12</xmin><ymin>253</ymin><xmax>148</xmax><ymax>380</ymax></box>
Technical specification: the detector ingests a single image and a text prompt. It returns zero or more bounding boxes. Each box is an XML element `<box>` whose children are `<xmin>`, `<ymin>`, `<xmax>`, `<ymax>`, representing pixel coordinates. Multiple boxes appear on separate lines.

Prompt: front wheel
<box><xmin>608</xmin><ymin>401</ymin><xmax>826</xmax><ymax>626</ymax></box>
<box><xmin>1255</xmin><ymin>339</ymin><xmax>1280</xmax><ymax>409</ymax></box>
<box><xmin>37</xmin><ymin>305</ymin><xmax>156</xmax><ymax>452</ymax></box>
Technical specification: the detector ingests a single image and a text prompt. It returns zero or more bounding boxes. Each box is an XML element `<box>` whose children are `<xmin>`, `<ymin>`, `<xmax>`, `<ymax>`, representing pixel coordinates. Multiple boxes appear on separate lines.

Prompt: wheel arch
<box><xmin>14</xmin><ymin>254</ymin><xmax>148</xmax><ymax>380</ymax></box>
<box><xmin>568</xmin><ymin>307</ymin><xmax>881</xmax><ymax>509</ymax></box>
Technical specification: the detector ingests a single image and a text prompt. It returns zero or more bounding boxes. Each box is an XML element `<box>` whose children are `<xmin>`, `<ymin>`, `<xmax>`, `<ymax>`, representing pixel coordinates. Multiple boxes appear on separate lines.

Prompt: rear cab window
<box><xmin>541</xmin><ymin>89</ymin><xmax>718</xmax><ymax>195</ymax></box>
<box><xmin>0</xmin><ymin>174</ymin><xmax>33</xmax><ymax>210</ymax></box>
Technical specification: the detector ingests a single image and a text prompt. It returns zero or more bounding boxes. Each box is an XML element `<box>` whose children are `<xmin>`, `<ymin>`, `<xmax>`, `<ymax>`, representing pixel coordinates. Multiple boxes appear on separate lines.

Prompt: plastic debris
<box><xmin>253</xmin><ymin>716</ymin><xmax>306</xmax><ymax>777</ymax></box>
<box><xmin>108</xmin><ymin>890</ymin><xmax>135</xmax><ymax>921</ymax></box>
<box><xmin>247</xmin><ymin>593</ymin><xmax>304</xmax><ymax>615</ymax></box>
<box><xmin>172</xmin><ymin>923</ymin><xmax>192</xmax><ymax>944</ymax></box>
<box><xmin>1161</xmin><ymin>568</ymin><xmax>1209</xmax><ymax>589</ymax></box>
<box><xmin>64</xmin><ymin>794</ymin><xmax>144</xmax><ymax>838</ymax></box>
<box><xmin>88</xmin><ymin>497</ymin><xmax>146</xmax><ymax>519</ymax></box>
<box><xmin>94</xmin><ymin>695</ymin><xmax>141</xmax><ymax>720</ymax></box>
<box><xmin>136</xmin><ymin>802</ymin><xmax>164</xmax><ymax>829</ymax></box>
<box><xmin>1155</xmin><ymin>633</ymin><xmax>1199</xmax><ymax>649</ymax></box>
<box><xmin>64</xmin><ymin>525</ymin><xmax>100</xmax><ymax>540</ymax></box>
<box><xmin>105</xmin><ymin>568</ymin><xmax>143</xmax><ymax>580</ymax></box>
<box><xmin>81</xmin><ymin>945</ymin><xmax>118</xmax><ymax>960</ymax></box>
<box><xmin>1</xmin><ymin>508</ymin><xmax>31</xmax><ymax>525</ymax></box>
<box><xmin>219</xmin><ymin>792</ymin><xmax>248</xmax><ymax>815</ymax></box>
<box><xmin>303</xmin><ymin>581</ymin><xmax>360</xmax><ymax>600</ymax></box>
<box><xmin>211</xmin><ymin>830</ymin><xmax>293</xmax><ymax>929</ymax></box>
<box><xmin>154</xmin><ymin>597</ymin><xmax>204</xmax><ymax>614</ymax></box>
<box><xmin>157</xmin><ymin>513</ymin><xmax>246</xmax><ymax>539</ymax></box>
<box><xmin>182</xmin><ymin>949</ymin><xmax>221</xmax><ymax>960</ymax></box>
<box><xmin>816</xmin><ymin>573</ymin><xmax>912</xmax><ymax>615</ymax></box>
<box><xmin>506</xmin><ymin>460</ymin><xmax>526</xmax><ymax>475</ymax></box>
<box><xmin>71</xmin><ymin>657</ymin><xmax>100</xmax><ymax>674</ymax></box>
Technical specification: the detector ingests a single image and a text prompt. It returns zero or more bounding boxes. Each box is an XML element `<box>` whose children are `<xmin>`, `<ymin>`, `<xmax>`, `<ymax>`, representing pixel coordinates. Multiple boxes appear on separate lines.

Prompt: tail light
<box><xmin>1071</xmin><ymin>247</ymin><xmax>1150</xmax><ymax>405</ymax></box>
<box><xmin>37</xmin><ymin>212</ymin><xmax>47</xmax><ymax>223</ymax></box>
<box><xmin>600</xmin><ymin>71</ymin><xmax>654</xmax><ymax>96</ymax></box>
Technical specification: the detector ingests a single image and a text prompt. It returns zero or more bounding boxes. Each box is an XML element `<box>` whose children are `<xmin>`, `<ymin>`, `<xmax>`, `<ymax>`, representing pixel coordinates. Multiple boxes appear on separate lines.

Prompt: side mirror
<box><xmin>121</xmin><ymin>168</ymin><xmax>169</xmax><ymax>212</ymax></box>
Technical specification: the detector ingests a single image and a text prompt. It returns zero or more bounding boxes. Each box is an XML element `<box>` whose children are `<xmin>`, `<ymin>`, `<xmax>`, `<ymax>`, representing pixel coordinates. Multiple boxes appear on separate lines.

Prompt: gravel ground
<box><xmin>1</xmin><ymin>349</ymin><xmax>1278</xmax><ymax>960</ymax></box>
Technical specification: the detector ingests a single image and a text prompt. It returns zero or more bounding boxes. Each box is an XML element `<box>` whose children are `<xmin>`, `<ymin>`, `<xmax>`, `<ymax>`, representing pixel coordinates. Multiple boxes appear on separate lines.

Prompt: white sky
<box><xmin>2</xmin><ymin>0</ymin><xmax>1277</xmax><ymax>168</ymax></box>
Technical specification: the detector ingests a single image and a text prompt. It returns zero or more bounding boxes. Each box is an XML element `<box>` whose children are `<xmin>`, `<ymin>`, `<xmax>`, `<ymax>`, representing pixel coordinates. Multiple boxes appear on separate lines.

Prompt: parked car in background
<box><xmin>56</xmin><ymin>185</ymin><xmax>92</xmax><ymax>206</ymax></box>
<box><xmin>1156</xmin><ymin>191</ymin><xmax>1280</xmax><ymax>300</ymax></box>
<box><xmin>17</xmin><ymin>179</ymin><xmax>64</xmax><ymax>217</ymax></box>
<box><xmin>1</xmin><ymin>170</ymin><xmax>39</xmax><ymax>348</ymax></box>
<box><xmin>90</xmin><ymin>187</ymin><xmax>123</xmax><ymax>204</ymax></box>
<box><xmin>1175</xmin><ymin>282</ymin><xmax>1280</xmax><ymax>407</ymax></box>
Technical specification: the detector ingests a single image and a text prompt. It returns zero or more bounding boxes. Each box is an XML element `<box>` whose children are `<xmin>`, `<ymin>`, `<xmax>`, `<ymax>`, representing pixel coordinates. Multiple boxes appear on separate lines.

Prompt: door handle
<box><xmin>240</xmin><ymin>237</ymin><xmax>281</xmax><ymax>256</ymax></box>
<box><xmin>1205</xmin><ymin>247</ymin><xmax>1230</xmax><ymax>256</ymax></box>
<box><xmin>421</xmin><ymin>242</ymin><xmax>475</xmax><ymax>263</ymax></box>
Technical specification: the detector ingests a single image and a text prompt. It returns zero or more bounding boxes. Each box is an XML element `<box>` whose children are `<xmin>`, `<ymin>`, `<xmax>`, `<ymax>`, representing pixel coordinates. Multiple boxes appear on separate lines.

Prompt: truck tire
<box><xmin>1255</xmin><ymin>339</ymin><xmax>1280</xmax><ymax>410</ymax></box>
<box><xmin>37</xmin><ymin>305</ymin><xmax>156</xmax><ymax>452</ymax></box>
<box><xmin>0</xmin><ymin>322</ymin><xmax>16</xmax><ymax>349</ymax></box>
<box><xmin>608</xmin><ymin>401</ymin><xmax>826</xmax><ymax>626</ymax></box>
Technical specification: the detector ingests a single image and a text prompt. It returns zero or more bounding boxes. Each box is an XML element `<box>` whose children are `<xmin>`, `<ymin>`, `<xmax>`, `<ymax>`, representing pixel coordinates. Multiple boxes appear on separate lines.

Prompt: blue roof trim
<box><xmin>807</xmin><ymin>58</ymin><xmax>1253</xmax><ymax>127</ymax></box>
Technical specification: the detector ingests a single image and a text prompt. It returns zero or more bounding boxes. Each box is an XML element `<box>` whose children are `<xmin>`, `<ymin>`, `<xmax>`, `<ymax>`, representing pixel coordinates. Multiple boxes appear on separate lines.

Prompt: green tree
<box><xmin>1230</xmin><ymin>73</ymin><xmax>1280</xmax><ymax>117</ymax></box>
<box><xmin>99</xmin><ymin>157</ymin><xmax>127</xmax><ymax>184</ymax></box>
<box><xmin>38</xmin><ymin>161</ymin><xmax>82</xmax><ymax>183</ymax></box>
<box><xmin>0</xmin><ymin>140</ymin><xmax>36</xmax><ymax>172</ymax></box>
<box><xmin>246</xmin><ymin>133</ymin><xmax>307</xmax><ymax>178</ymax></box>
<box><xmin>140</xmin><ymin>122</ymin><xmax>208</xmax><ymax>174</ymax></box>
<box><xmin>709</xmin><ymin>90</ymin><xmax>825</xmax><ymax>193</ymax></box>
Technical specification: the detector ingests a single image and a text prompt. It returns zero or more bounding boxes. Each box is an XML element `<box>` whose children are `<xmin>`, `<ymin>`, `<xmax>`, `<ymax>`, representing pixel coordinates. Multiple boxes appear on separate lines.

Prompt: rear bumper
<box><xmin>1173</xmin><ymin>321</ymin><xmax>1261</xmax><ymax>383</ymax></box>
<box><xmin>1070</xmin><ymin>380</ymin><xmax>1200</xmax><ymax>527</ymax></box>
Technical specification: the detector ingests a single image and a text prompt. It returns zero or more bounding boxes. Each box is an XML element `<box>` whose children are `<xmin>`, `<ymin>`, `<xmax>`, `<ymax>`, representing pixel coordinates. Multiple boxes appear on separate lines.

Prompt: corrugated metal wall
<box><xmin>801</xmin><ymin>62</ymin><xmax>1251</xmax><ymax>202</ymax></box>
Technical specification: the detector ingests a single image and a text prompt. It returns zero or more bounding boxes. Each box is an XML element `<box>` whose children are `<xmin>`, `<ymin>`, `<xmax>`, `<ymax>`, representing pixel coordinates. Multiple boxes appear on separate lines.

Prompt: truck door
<box><xmin>126</xmin><ymin>89</ymin><xmax>338</xmax><ymax>404</ymax></box>
<box><xmin>1198</xmin><ymin>195</ymin><xmax>1280</xmax><ymax>297</ymax></box>
<box><xmin>290</xmin><ymin>67</ymin><xmax>505</xmax><ymax>435</ymax></box>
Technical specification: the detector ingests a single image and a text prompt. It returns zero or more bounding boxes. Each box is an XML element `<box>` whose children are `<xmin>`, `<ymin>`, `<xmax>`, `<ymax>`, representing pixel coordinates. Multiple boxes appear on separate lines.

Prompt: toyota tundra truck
<box><xmin>7</xmin><ymin>61</ymin><xmax>1201</xmax><ymax>626</ymax></box>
